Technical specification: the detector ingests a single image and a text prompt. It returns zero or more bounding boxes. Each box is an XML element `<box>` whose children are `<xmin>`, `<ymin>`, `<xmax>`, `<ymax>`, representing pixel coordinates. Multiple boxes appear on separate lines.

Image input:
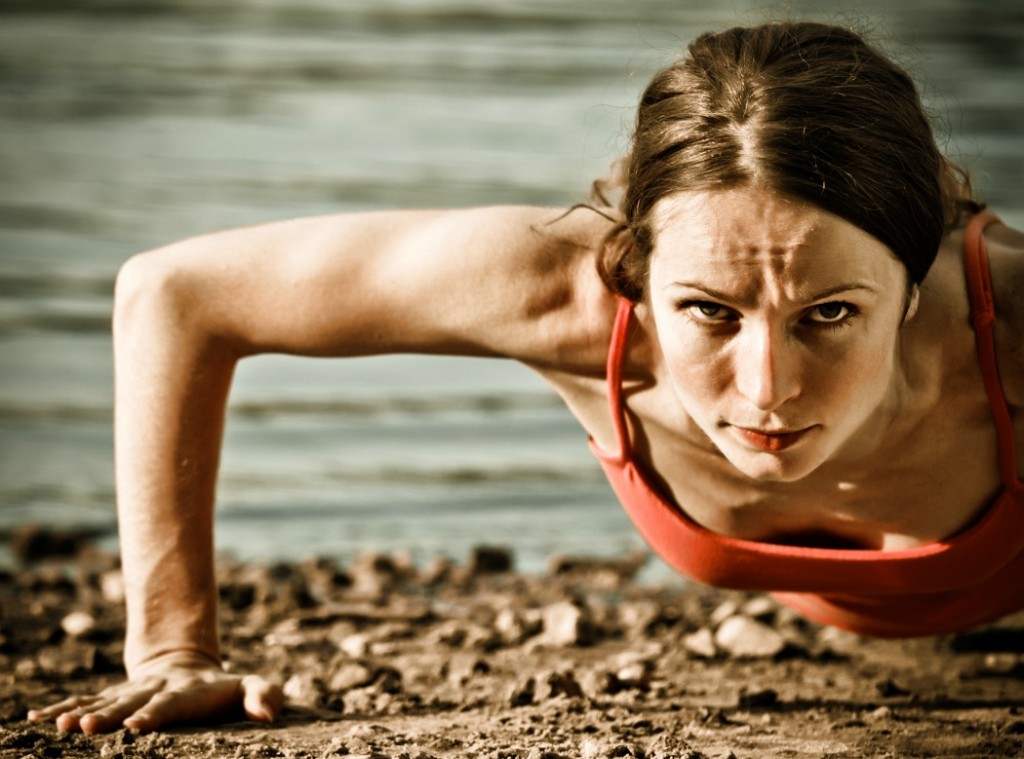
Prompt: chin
<box><xmin>722</xmin><ymin>446</ymin><xmax>825</xmax><ymax>484</ymax></box>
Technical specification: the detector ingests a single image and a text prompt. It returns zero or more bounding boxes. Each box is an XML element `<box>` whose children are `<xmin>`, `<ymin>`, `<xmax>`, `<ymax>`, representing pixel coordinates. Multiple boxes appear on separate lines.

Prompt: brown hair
<box><xmin>595</xmin><ymin>22</ymin><xmax>981</xmax><ymax>302</ymax></box>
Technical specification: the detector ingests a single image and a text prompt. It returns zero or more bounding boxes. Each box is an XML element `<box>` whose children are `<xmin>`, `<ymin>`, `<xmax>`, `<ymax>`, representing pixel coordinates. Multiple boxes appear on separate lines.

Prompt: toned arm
<box><xmin>30</xmin><ymin>205</ymin><xmax>611</xmax><ymax>733</ymax></box>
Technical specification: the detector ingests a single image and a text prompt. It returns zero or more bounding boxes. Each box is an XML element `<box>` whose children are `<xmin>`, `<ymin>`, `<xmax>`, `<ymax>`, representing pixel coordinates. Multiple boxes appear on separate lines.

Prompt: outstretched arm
<box><xmin>28</xmin><ymin>206</ymin><xmax>608</xmax><ymax>733</ymax></box>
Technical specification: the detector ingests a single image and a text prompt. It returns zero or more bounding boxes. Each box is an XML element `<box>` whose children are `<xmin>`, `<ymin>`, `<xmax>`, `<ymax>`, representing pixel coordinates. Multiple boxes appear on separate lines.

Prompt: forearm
<box><xmin>113</xmin><ymin>254</ymin><xmax>237</xmax><ymax>674</ymax></box>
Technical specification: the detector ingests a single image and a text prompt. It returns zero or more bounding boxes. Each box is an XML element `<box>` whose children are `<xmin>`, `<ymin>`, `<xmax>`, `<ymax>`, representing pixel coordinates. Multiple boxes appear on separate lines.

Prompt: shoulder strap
<box><xmin>604</xmin><ymin>296</ymin><xmax>635</xmax><ymax>461</ymax></box>
<box><xmin>962</xmin><ymin>211</ymin><xmax>1022</xmax><ymax>488</ymax></box>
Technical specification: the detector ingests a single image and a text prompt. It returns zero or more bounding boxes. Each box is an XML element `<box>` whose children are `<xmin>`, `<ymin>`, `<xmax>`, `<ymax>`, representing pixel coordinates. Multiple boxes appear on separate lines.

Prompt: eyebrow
<box><xmin>666</xmin><ymin>281</ymin><xmax>879</xmax><ymax>304</ymax></box>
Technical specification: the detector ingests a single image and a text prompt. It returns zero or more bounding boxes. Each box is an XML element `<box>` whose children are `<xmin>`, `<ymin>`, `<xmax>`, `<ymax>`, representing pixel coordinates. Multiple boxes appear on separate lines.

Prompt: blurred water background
<box><xmin>1</xmin><ymin>0</ymin><xmax>1022</xmax><ymax>574</ymax></box>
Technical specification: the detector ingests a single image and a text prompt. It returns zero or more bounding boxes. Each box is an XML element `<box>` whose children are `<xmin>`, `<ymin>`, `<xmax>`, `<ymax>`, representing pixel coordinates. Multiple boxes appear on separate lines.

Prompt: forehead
<box><xmin>649</xmin><ymin>189</ymin><xmax>902</xmax><ymax>294</ymax></box>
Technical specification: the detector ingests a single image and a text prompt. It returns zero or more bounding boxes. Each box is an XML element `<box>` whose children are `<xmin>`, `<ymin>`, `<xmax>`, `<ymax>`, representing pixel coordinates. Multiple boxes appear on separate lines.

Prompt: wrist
<box><xmin>127</xmin><ymin>647</ymin><xmax>223</xmax><ymax>678</ymax></box>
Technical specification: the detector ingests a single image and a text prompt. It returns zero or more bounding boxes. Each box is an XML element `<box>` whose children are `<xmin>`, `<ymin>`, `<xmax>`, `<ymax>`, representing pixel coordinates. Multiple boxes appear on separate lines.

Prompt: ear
<box><xmin>901</xmin><ymin>284</ymin><xmax>921</xmax><ymax>325</ymax></box>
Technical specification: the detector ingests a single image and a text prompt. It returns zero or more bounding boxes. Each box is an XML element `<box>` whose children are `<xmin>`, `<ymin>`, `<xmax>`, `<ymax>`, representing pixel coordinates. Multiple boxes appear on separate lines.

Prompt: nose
<box><xmin>734</xmin><ymin>322</ymin><xmax>801</xmax><ymax>412</ymax></box>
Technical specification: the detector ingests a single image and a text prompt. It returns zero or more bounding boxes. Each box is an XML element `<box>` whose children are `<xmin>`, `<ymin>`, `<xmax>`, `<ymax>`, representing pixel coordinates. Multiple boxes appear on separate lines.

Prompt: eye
<box><xmin>680</xmin><ymin>301</ymin><xmax>735</xmax><ymax>322</ymax></box>
<box><xmin>806</xmin><ymin>302</ymin><xmax>855</xmax><ymax>324</ymax></box>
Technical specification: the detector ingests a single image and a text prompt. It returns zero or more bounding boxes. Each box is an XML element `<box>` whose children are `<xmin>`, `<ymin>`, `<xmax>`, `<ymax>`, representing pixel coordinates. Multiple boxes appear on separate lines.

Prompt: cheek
<box><xmin>660</xmin><ymin>337</ymin><xmax>731</xmax><ymax>402</ymax></box>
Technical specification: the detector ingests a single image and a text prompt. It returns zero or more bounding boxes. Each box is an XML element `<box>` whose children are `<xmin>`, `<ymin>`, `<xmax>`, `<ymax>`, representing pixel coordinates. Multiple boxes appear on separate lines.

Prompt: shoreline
<box><xmin>2</xmin><ymin>535</ymin><xmax>1023</xmax><ymax>758</ymax></box>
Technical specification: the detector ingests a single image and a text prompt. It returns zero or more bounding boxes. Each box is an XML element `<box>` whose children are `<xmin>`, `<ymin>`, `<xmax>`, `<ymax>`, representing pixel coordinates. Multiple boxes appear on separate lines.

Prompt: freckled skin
<box><xmin>647</xmin><ymin>189</ymin><xmax>917</xmax><ymax>483</ymax></box>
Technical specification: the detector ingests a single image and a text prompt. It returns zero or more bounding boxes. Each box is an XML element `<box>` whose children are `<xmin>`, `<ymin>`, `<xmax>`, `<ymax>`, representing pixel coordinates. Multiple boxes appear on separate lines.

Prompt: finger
<box><xmin>121</xmin><ymin>690</ymin><xmax>182</xmax><ymax>733</ymax></box>
<box><xmin>78</xmin><ymin>692</ymin><xmax>159</xmax><ymax>735</ymax></box>
<box><xmin>241</xmin><ymin>675</ymin><xmax>284</xmax><ymax>723</ymax></box>
<box><xmin>27</xmin><ymin>695</ymin><xmax>102</xmax><ymax>722</ymax></box>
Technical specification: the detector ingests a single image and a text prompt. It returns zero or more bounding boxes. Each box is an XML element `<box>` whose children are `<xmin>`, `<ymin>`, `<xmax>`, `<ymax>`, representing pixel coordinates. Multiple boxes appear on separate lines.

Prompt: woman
<box><xmin>28</xmin><ymin>21</ymin><xmax>1024</xmax><ymax>734</ymax></box>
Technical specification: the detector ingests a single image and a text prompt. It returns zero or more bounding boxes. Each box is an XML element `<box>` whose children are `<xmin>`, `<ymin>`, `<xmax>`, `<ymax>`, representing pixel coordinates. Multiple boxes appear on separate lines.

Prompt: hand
<box><xmin>26</xmin><ymin>650</ymin><xmax>283</xmax><ymax>734</ymax></box>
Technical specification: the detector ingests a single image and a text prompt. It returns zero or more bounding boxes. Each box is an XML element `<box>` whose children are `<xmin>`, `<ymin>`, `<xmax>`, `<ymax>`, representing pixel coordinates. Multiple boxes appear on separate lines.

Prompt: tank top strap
<box><xmin>962</xmin><ymin>211</ymin><xmax>1023</xmax><ymax>489</ymax></box>
<box><xmin>602</xmin><ymin>296</ymin><xmax>635</xmax><ymax>462</ymax></box>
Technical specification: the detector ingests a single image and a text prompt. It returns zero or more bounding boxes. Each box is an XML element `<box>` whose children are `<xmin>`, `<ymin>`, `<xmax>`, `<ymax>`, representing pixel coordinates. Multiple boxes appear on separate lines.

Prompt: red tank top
<box><xmin>590</xmin><ymin>212</ymin><xmax>1024</xmax><ymax>637</ymax></box>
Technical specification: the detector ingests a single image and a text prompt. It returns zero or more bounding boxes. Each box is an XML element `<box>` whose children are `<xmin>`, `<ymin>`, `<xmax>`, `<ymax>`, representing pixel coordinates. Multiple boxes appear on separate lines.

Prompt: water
<box><xmin>1</xmin><ymin>0</ymin><xmax>1022</xmax><ymax>573</ymax></box>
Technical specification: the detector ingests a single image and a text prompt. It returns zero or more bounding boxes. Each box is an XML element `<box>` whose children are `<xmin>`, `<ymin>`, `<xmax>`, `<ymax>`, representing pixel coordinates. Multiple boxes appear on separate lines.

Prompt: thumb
<box><xmin>240</xmin><ymin>675</ymin><xmax>284</xmax><ymax>723</ymax></box>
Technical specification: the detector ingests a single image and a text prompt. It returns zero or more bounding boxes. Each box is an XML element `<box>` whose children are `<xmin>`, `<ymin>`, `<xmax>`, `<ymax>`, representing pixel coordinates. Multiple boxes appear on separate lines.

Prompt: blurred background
<box><xmin>1</xmin><ymin>0</ymin><xmax>1021</xmax><ymax>573</ymax></box>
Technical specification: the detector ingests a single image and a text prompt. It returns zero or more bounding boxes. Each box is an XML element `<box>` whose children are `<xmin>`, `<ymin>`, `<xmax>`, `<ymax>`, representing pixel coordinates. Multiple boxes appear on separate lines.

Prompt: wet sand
<box><xmin>2</xmin><ymin>531</ymin><xmax>1023</xmax><ymax>759</ymax></box>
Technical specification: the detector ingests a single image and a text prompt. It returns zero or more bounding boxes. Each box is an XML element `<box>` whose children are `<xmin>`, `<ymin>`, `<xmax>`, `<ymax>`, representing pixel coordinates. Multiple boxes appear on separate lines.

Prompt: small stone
<box><xmin>329</xmin><ymin>662</ymin><xmax>376</xmax><ymax>692</ymax></box>
<box><xmin>619</xmin><ymin>601</ymin><xmax>663</xmax><ymax>638</ymax></box>
<box><xmin>614</xmin><ymin>662</ymin><xmax>650</xmax><ymax>690</ymax></box>
<box><xmin>495</xmin><ymin>607</ymin><xmax>536</xmax><ymax>645</ymax></box>
<box><xmin>683</xmin><ymin>627</ymin><xmax>717</xmax><ymax>659</ymax></box>
<box><xmin>537</xmin><ymin>601</ymin><xmax>593</xmax><ymax>647</ymax></box>
<box><xmin>509</xmin><ymin>676</ymin><xmax>535</xmax><ymax>707</ymax></box>
<box><xmin>875</xmin><ymin>678</ymin><xmax>911</xmax><ymax>698</ymax></box>
<box><xmin>714</xmin><ymin>615</ymin><xmax>785</xmax><ymax>658</ymax></box>
<box><xmin>866</xmin><ymin>705</ymin><xmax>892</xmax><ymax>721</ymax></box>
<box><xmin>282</xmin><ymin>672</ymin><xmax>326</xmax><ymax>708</ymax></box>
<box><xmin>339</xmin><ymin>633</ymin><xmax>373</xmax><ymax>658</ymax></box>
<box><xmin>580</xmin><ymin>668</ymin><xmax>622</xmax><ymax>697</ymax></box>
<box><xmin>739</xmin><ymin>596</ymin><xmax>777</xmax><ymax>621</ymax></box>
<box><xmin>466</xmin><ymin>545</ymin><xmax>514</xmax><ymax>575</ymax></box>
<box><xmin>737</xmin><ymin>688</ymin><xmax>779</xmax><ymax>708</ymax></box>
<box><xmin>99</xmin><ymin>569</ymin><xmax>125</xmax><ymax>604</ymax></box>
<box><xmin>61</xmin><ymin>611</ymin><xmax>96</xmax><ymax>638</ymax></box>
<box><xmin>709</xmin><ymin>600</ymin><xmax>740</xmax><ymax>627</ymax></box>
<box><xmin>445</xmin><ymin>653</ymin><xmax>490</xmax><ymax>686</ymax></box>
<box><xmin>534</xmin><ymin>670</ymin><xmax>584</xmax><ymax>700</ymax></box>
<box><xmin>348</xmin><ymin>551</ymin><xmax>401</xmax><ymax>598</ymax></box>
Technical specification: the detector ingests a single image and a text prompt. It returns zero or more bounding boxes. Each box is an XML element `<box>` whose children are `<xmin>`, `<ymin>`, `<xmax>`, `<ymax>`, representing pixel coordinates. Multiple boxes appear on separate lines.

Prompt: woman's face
<box><xmin>647</xmin><ymin>188</ymin><xmax>915</xmax><ymax>482</ymax></box>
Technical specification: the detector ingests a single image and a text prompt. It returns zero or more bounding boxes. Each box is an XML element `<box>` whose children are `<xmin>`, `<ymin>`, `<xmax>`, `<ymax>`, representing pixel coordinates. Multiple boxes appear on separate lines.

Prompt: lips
<box><xmin>731</xmin><ymin>426</ymin><xmax>812</xmax><ymax>452</ymax></box>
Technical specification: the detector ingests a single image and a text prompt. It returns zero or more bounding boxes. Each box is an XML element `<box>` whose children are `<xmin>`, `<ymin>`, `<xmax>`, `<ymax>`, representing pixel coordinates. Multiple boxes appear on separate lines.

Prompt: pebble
<box><xmin>739</xmin><ymin>596</ymin><xmax>777</xmax><ymax>621</ymax></box>
<box><xmin>60</xmin><ymin>610</ymin><xmax>96</xmax><ymax>638</ymax></box>
<box><xmin>445</xmin><ymin>653</ymin><xmax>490</xmax><ymax>686</ymax></box>
<box><xmin>537</xmin><ymin>601</ymin><xmax>593</xmax><ymax>647</ymax></box>
<box><xmin>714</xmin><ymin>615</ymin><xmax>785</xmax><ymax>658</ymax></box>
<box><xmin>534</xmin><ymin>670</ymin><xmax>584</xmax><ymax>700</ymax></box>
<box><xmin>283</xmin><ymin>672</ymin><xmax>326</xmax><ymax>708</ymax></box>
<box><xmin>495</xmin><ymin>607</ymin><xmax>534</xmax><ymax>645</ymax></box>
<box><xmin>709</xmin><ymin>600</ymin><xmax>741</xmax><ymax>627</ymax></box>
<box><xmin>466</xmin><ymin>546</ymin><xmax>514</xmax><ymax>576</ymax></box>
<box><xmin>683</xmin><ymin>627</ymin><xmax>717</xmax><ymax>659</ymax></box>
<box><xmin>509</xmin><ymin>676</ymin><xmax>536</xmax><ymax>707</ymax></box>
<box><xmin>98</xmin><ymin>569</ymin><xmax>125</xmax><ymax>604</ymax></box>
<box><xmin>866</xmin><ymin>705</ymin><xmax>892</xmax><ymax>721</ymax></box>
<box><xmin>329</xmin><ymin>662</ymin><xmax>376</xmax><ymax>692</ymax></box>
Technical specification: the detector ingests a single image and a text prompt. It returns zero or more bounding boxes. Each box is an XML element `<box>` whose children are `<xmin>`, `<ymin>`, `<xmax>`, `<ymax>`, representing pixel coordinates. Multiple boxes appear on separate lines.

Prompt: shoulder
<box><xmin>984</xmin><ymin>216</ymin><xmax>1024</xmax><ymax>407</ymax></box>
<box><xmin>454</xmin><ymin>205</ymin><xmax>623</xmax><ymax>374</ymax></box>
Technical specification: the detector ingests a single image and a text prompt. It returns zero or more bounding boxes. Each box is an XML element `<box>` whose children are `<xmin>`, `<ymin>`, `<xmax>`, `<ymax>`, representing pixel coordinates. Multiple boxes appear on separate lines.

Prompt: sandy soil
<box><xmin>2</xmin><ymin>528</ymin><xmax>1023</xmax><ymax>759</ymax></box>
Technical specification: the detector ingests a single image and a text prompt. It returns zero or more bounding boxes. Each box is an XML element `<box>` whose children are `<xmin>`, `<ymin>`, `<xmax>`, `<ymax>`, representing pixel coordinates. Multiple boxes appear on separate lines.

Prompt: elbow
<box><xmin>112</xmin><ymin>251</ymin><xmax>182</xmax><ymax>340</ymax></box>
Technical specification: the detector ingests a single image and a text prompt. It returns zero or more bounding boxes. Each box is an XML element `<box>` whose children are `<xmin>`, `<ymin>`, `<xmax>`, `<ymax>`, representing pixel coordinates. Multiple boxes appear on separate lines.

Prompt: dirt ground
<box><xmin>2</xmin><ymin>528</ymin><xmax>1023</xmax><ymax>759</ymax></box>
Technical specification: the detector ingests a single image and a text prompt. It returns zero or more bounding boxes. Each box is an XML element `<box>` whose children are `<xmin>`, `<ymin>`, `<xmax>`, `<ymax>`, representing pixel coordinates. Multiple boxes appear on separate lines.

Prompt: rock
<box><xmin>509</xmin><ymin>676</ymin><xmax>535</xmax><ymax>707</ymax></box>
<box><xmin>329</xmin><ymin>662</ymin><xmax>376</xmax><ymax>692</ymax></box>
<box><xmin>739</xmin><ymin>596</ymin><xmax>777</xmax><ymax>621</ymax></box>
<box><xmin>494</xmin><ymin>607</ymin><xmax>534</xmax><ymax>645</ymax></box>
<box><xmin>614</xmin><ymin>662</ymin><xmax>650</xmax><ymax>691</ymax></box>
<box><xmin>534</xmin><ymin>670</ymin><xmax>584</xmax><ymax>700</ymax></box>
<box><xmin>866</xmin><ymin>705</ymin><xmax>892</xmax><ymax>721</ymax></box>
<box><xmin>537</xmin><ymin>601</ymin><xmax>594</xmax><ymax>647</ymax></box>
<box><xmin>348</xmin><ymin>551</ymin><xmax>403</xmax><ymax>598</ymax></box>
<box><xmin>580</xmin><ymin>668</ymin><xmax>623</xmax><ymax>697</ymax></box>
<box><xmin>683</xmin><ymin>627</ymin><xmax>717</xmax><ymax>659</ymax></box>
<box><xmin>466</xmin><ymin>546</ymin><xmax>514</xmax><ymax>576</ymax></box>
<box><xmin>875</xmin><ymin>678</ymin><xmax>911</xmax><ymax>697</ymax></box>
<box><xmin>737</xmin><ymin>687</ymin><xmax>779</xmax><ymax>708</ymax></box>
<box><xmin>714</xmin><ymin>615</ymin><xmax>785</xmax><ymax>659</ymax></box>
<box><xmin>60</xmin><ymin>610</ymin><xmax>96</xmax><ymax>638</ymax></box>
<box><xmin>445</xmin><ymin>653</ymin><xmax>490</xmax><ymax>686</ymax></box>
<box><xmin>99</xmin><ymin>569</ymin><xmax>125</xmax><ymax>604</ymax></box>
<box><xmin>619</xmin><ymin>600</ymin><xmax>664</xmax><ymax>638</ymax></box>
<box><xmin>709</xmin><ymin>600</ymin><xmax>741</xmax><ymax>627</ymax></box>
<box><xmin>339</xmin><ymin>633</ymin><xmax>373</xmax><ymax>658</ymax></box>
<box><xmin>283</xmin><ymin>672</ymin><xmax>326</xmax><ymax>708</ymax></box>
<box><xmin>418</xmin><ymin>555</ymin><xmax>453</xmax><ymax>585</ymax></box>
<box><xmin>9</xmin><ymin>524</ymin><xmax>100</xmax><ymax>564</ymax></box>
